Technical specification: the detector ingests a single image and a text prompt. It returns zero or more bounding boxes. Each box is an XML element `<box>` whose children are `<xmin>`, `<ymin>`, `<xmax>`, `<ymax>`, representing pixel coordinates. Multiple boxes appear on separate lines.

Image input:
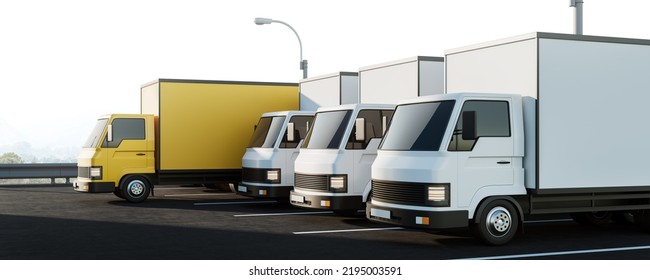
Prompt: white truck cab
<box><xmin>290</xmin><ymin>103</ymin><xmax>394</xmax><ymax>216</ymax></box>
<box><xmin>238</xmin><ymin>111</ymin><xmax>314</xmax><ymax>201</ymax></box>
<box><xmin>368</xmin><ymin>32</ymin><xmax>650</xmax><ymax>245</ymax></box>
<box><xmin>367</xmin><ymin>92</ymin><xmax>526</xmax><ymax>244</ymax></box>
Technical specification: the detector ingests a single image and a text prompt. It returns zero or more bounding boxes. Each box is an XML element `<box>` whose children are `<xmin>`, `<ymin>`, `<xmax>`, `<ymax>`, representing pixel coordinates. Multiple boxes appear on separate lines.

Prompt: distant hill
<box><xmin>0</xmin><ymin>119</ymin><xmax>79</xmax><ymax>163</ymax></box>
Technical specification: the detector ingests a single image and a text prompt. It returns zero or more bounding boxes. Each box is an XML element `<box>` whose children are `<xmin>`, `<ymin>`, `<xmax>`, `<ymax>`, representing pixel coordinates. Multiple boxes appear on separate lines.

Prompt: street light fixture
<box><xmin>254</xmin><ymin>17</ymin><xmax>308</xmax><ymax>79</ymax></box>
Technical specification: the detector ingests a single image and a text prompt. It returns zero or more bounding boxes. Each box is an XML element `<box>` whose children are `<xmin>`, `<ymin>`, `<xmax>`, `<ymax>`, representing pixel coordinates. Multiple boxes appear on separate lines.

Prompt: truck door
<box><xmin>102</xmin><ymin>118</ymin><xmax>150</xmax><ymax>182</ymax></box>
<box><xmin>345</xmin><ymin>109</ymin><xmax>394</xmax><ymax>194</ymax></box>
<box><xmin>449</xmin><ymin>99</ymin><xmax>514</xmax><ymax>208</ymax></box>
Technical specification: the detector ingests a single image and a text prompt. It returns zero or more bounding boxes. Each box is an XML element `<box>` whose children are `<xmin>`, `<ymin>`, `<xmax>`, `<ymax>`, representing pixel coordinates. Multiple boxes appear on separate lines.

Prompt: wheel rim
<box><xmin>127</xmin><ymin>180</ymin><xmax>146</xmax><ymax>197</ymax></box>
<box><xmin>486</xmin><ymin>206</ymin><xmax>511</xmax><ymax>237</ymax></box>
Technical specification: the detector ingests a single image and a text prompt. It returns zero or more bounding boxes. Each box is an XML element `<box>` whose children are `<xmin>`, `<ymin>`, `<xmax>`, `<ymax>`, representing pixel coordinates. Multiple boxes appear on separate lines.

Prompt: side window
<box><xmin>346</xmin><ymin>109</ymin><xmax>394</xmax><ymax>150</ymax></box>
<box><xmin>280</xmin><ymin>116</ymin><xmax>314</xmax><ymax>148</ymax></box>
<box><xmin>102</xmin><ymin>118</ymin><xmax>145</xmax><ymax>148</ymax></box>
<box><xmin>448</xmin><ymin>101</ymin><xmax>510</xmax><ymax>151</ymax></box>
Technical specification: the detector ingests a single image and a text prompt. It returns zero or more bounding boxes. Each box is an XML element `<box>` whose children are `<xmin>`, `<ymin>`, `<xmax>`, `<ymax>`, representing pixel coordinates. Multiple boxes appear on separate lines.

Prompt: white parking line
<box><xmin>293</xmin><ymin>227</ymin><xmax>404</xmax><ymax>235</ymax></box>
<box><xmin>163</xmin><ymin>193</ymin><xmax>233</xmax><ymax>197</ymax></box>
<box><xmin>234</xmin><ymin>211</ymin><xmax>334</xmax><ymax>217</ymax></box>
<box><xmin>194</xmin><ymin>201</ymin><xmax>277</xmax><ymax>206</ymax></box>
<box><xmin>460</xmin><ymin>245</ymin><xmax>650</xmax><ymax>260</ymax></box>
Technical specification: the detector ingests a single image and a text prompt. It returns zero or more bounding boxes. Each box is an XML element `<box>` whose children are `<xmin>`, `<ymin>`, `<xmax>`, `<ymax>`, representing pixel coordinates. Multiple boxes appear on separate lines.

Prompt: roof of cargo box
<box><xmin>299</xmin><ymin>72</ymin><xmax>358</xmax><ymax>84</ymax></box>
<box><xmin>141</xmin><ymin>78</ymin><xmax>298</xmax><ymax>88</ymax></box>
<box><xmin>358</xmin><ymin>56</ymin><xmax>443</xmax><ymax>72</ymax></box>
<box><xmin>445</xmin><ymin>32</ymin><xmax>650</xmax><ymax>56</ymax></box>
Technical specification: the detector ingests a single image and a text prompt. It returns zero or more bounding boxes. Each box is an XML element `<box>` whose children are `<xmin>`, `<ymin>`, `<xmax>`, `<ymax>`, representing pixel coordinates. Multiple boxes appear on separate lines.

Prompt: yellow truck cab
<box><xmin>74</xmin><ymin>79</ymin><xmax>299</xmax><ymax>202</ymax></box>
<box><xmin>75</xmin><ymin>114</ymin><xmax>156</xmax><ymax>202</ymax></box>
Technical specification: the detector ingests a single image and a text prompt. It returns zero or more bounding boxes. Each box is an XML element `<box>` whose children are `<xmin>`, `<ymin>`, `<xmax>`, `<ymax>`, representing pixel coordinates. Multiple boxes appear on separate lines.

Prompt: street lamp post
<box><xmin>254</xmin><ymin>17</ymin><xmax>308</xmax><ymax>79</ymax></box>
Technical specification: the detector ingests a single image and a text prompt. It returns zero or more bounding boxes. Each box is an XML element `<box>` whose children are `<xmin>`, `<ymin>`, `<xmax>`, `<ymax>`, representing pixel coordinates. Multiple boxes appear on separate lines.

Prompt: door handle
<box><xmin>136</xmin><ymin>153</ymin><xmax>146</xmax><ymax>156</ymax></box>
<box><xmin>497</xmin><ymin>161</ymin><xmax>510</xmax><ymax>165</ymax></box>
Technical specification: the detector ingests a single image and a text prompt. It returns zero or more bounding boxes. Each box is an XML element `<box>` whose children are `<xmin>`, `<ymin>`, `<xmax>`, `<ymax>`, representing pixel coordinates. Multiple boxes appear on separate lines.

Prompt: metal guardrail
<box><xmin>0</xmin><ymin>163</ymin><xmax>77</xmax><ymax>185</ymax></box>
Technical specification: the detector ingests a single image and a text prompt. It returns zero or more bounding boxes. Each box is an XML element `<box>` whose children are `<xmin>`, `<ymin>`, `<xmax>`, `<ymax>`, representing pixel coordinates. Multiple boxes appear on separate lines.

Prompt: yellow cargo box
<box><xmin>141</xmin><ymin>79</ymin><xmax>299</xmax><ymax>171</ymax></box>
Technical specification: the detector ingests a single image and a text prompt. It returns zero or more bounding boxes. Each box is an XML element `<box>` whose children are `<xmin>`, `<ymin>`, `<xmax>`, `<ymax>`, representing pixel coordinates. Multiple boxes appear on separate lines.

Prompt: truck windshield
<box><xmin>302</xmin><ymin>110</ymin><xmax>352</xmax><ymax>149</ymax></box>
<box><xmin>83</xmin><ymin>118</ymin><xmax>109</xmax><ymax>148</ymax></box>
<box><xmin>380</xmin><ymin>100</ymin><xmax>455</xmax><ymax>151</ymax></box>
<box><xmin>248</xmin><ymin>116</ymin><xmax>286</xmax><ymax>148</ymax></box>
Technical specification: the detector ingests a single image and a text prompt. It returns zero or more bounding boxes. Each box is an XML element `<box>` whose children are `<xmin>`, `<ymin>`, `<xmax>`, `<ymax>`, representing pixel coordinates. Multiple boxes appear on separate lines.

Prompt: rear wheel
<box><xmin>120</xmin><ymin>175</ymin><xmax>151</xmax><ymax>203</ymax></box>
<box><xmin>570</xmin><ymin>211</ymin><xmax>613</xmax><ymax>226</ymax></box>
<box><xmin>472</xmin><ymin>200</ymin><xmax>519</xmax><ymax>246</ymax></box>
<box><xmin>634</xmin><ymin>210</ymin><xmax>650</xmax><ymax>232</ymax></box>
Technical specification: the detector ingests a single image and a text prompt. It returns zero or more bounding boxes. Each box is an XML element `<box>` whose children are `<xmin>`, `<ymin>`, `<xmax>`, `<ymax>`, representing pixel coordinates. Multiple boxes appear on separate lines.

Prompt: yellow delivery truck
<box><xmin>74</xmin><ymin>79</ymin><xmax>299</xmax><ymax>202</ymax></box>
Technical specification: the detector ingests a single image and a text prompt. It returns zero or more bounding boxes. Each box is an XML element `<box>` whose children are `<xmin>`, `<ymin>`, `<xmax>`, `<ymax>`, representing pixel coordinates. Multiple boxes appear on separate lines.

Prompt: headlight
<box><xmin>329</xmin><ymin>176</ymin><xmax>347</xmax><ymax>192</ymax></box>
<box><xmin>266</xmin><ymin>170</ymin><xmax>280</xmax><ymax>183</ymax></box>
<box><xmin>427</xmin><ymin>184</ymin><xmax>449</xmax><ymax>207</ymax></box>
<box><xmin>90</xmin><ymin>167</ymin><xmax>102</xmax><ymax>179</ymax></box>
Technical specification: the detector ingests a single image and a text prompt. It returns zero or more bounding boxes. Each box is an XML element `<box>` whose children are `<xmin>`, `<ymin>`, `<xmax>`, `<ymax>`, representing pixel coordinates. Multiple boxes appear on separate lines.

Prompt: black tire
<box><xmin>120</xmin><ymin>175</ymin><xmax>151</xmax><ymax>203</ymax></box>
<box><xmin>570</xmin><ymin>211</ymin><xmax>613</xmax><ymax>226</ymax></box>
<box><xmin>472</xmin><ymin>200</ymin><xmax>519</xmax><ymax>246</ymax></box>
<box><xmin>612</xmin><ymin>211</ymin><xmax>635</xmax><ymax>224</ymax></box>
<box><xmin>634</xmin><ymin>210</ymin><xmax>650</xmax><ymax>232</ymax></box>
<box><xmin>113</xmin><ymin>189</ymin><xmax>125</xmax><ymax>199</ymax></box>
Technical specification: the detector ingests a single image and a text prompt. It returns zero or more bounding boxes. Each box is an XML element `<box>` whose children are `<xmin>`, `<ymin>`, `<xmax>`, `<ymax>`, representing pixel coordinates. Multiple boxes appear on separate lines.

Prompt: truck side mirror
<box><xmin>462</xmin><ymin>111</ymin><xmax>477</xmax><ymax>140</ymax></box>
<box><xmin>287</xmin><ymin>122</ymin><xmax>295</xmax><ymax>142</ymax></box>
<box><xmin>107</xmin><ymin>124</ymin><xmax>113</xmax><ymax>142</ymax></box>
<box><xmin>355</xmin><ymin>118</ymin><xmax>365</xmax><ymax>142</ymax></box>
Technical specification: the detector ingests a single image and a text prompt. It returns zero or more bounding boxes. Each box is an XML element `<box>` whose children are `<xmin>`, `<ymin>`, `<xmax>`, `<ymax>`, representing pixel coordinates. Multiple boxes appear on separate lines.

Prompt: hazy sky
<box><xmin>1</xmin><ymin>0</ymin><xmax>649</xmax><ymax>152</ymax></box>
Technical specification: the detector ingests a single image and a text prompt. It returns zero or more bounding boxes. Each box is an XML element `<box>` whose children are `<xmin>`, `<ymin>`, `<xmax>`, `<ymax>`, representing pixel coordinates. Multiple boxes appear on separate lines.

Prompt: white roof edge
<box><xmin>445</xmin><ymin>32</ymin><xmax>539</xmax><ymax>56</ymax></box>
<box><xmin>358</xmin><ymin>56</ymin><xmax>443</xmax><ymax>72</ymax></box>
<box><xmin>299</xmin><ymin>71</ymin><xmax>358</xmax><ymax>84</ymax></box>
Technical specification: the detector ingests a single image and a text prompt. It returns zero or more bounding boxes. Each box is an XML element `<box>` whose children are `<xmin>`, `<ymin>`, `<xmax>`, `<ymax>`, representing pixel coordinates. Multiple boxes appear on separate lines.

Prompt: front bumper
<box><xmin>236</xmin><ymin>183</ymin><xmax>292</xmax><ymax>199</ymax></box>
<box><xmin>73</xmin><ymin>180</ymin><xmax>115</xmax><ymax>193</ymax></box>
<box><xmin>289</xmin><ymin>190</ymin><xmax>363</xmax><ymax>211</ymax></box>
<box><xmin>366</xmin><ymin>201</ymin><xmax>468</xmax><ymax>229</ymax></box>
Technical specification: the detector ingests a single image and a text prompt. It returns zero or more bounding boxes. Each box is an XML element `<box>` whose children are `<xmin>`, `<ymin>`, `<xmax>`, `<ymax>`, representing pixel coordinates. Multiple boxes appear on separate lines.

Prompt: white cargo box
<box><xmin>446</xmin><ymin>32</ymin><xmax>650</xmax><ymax>191</ymax></box>
<box><xmin>299</xmin><ymin>72</ymin><xmax>359</xmax><ymax>111</ymax></box>
<box><xmin>359</xmin><ymin>56</ymin><xmax>444</xmax><ymax>104</ymax></box>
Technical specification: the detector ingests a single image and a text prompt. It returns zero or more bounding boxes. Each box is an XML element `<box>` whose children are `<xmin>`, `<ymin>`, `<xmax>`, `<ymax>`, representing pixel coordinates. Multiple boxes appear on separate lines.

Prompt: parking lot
<box><xmin>1</xmin><ymin>184</ymin><xmax>650</xmax><ymax>260</ymax></box>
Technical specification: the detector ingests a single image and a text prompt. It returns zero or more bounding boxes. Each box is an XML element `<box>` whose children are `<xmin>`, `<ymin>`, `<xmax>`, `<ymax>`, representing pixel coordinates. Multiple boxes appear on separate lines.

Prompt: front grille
<box><xmin>243</xmin><ymin>168</ymin><xmax>265</xmax><ymax>183</ymax></box>
<box><xmin>294</xmin><ymin>173</ymin><xmax>328</xmax><ymax>192</ymax></box>
<box><xmin>242</xmin><ymin>168</ymin><xmax>280</xmax><ymax>184</ymax></box>
<box><xmin>372</xmin><ymin>180</ymin><xmax>427</xmax><ymax>206</ymax></box>
<box><xmin>78</xmin><ymin>167</ymin><xmax>90</xmax><ymax>179</ymax></box>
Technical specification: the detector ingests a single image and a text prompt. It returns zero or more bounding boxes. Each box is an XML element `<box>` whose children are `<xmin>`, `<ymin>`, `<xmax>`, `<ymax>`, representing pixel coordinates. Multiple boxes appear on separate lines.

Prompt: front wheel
<box><xmin>472</xmin><ymin>200</ymin><xmax>519</xmax><ymax>246</ymax></box>
<box><xmin>120</xmin><ymin>175</ymin><xmax>151</xmax><ymax>203</ymax></box>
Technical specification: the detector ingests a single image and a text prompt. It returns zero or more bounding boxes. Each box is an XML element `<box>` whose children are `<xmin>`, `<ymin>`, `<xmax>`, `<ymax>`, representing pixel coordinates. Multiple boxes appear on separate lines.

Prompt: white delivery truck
<box><xmin>237</xmin><ymin>72</ymin><xmax>358</xmax><ymax>201</ymax></box>
<box><xmin>367</xmin><ymin>32</ymin><xmax>650</xmax><ymax>245</ymax></box>
<box><xmin>291</xmin><ymin>103</ymin><xmax>395</xmax><ymax>216</ymax></box>
<box><xmin>238</xmin><ymin>111</ymin><xmax>315</xmax><ymax>201</ymax></box>
<box><xmin>289</xmin><ymin>56</ymin><xmax>444</xmax><ymax>215</ymax></box>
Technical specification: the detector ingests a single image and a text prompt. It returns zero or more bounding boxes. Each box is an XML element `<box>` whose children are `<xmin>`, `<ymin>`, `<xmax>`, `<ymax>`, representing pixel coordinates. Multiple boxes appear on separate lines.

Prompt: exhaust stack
<box><xmin>570</xmin><ymin>0</ymin><xmax>584</xmax><ymax>35</ymax></box>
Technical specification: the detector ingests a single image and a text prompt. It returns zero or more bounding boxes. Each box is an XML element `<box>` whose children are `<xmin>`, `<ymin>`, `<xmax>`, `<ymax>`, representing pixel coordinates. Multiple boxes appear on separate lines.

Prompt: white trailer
<box><xmin>291</xmin><ymin>103</ymin><xmax>395</xmax><ymax>216</ymax></box>
<box><xmin>299</xmin><ymin>72</ymin><xmax>359</xmax><ymax>111</ymax></box>
<box><xmin>359</xmin><ymin>56</ymin><xmax>444</xmax><ymax>103</ymax></box>
<box><xmin>367</xmin><ymin>32</ymin><xmax>650</xmax><ymax>245</ymax></box>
